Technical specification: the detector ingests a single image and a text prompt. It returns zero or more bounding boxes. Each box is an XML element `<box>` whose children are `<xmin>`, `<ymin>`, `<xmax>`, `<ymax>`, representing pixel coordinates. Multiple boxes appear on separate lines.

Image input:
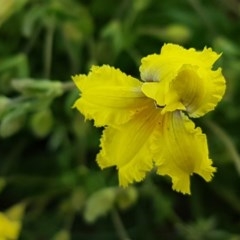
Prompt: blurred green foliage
<box><xmin>0</xmin><ymin>0</ymin><xmax>240</xmax><ymax>239</ymax></box>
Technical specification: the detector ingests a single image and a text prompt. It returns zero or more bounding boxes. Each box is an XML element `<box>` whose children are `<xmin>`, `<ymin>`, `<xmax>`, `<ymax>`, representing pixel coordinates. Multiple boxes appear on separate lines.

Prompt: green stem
<box><xmin>44</xmin><ymin>20</ymin><xmax>55</xmax><ymax>78</ymax></box>
<box><xmin>206</xmin><ymin>119</ymin><xmax>240</xmax><ymax>175</ymax></box>
<box><xmin>111</xmin><ymin>208</ymin><xmax>132</xmax><ymax>240</ymax></box>
<box><xmin>24</xmin><ymin>24</ymin><xmax>43</xmax><ymax>54</ymax></box>
<box><xmin>61</xmin><ymin>81</ymin><xmax>75</xmax><ymax>92</ymax></box>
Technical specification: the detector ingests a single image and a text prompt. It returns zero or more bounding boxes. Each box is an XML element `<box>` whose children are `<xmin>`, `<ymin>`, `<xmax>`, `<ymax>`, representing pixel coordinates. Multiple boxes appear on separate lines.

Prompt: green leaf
<box><xmin>213</xmin><ymin>36</ymin><xmax>240</xmax><ymax>57</ymax></box>
<box><xmin>22</xmin><ymin>4</ymin><xmax>47</xmax><ymax>37</ymax></box>
<box><xmin>101</xmin><ymin>20</ymin><xmax>124</xmax><ymax>54</ymax></box>
<box><xmin>0</xmin><ymin>95</ymin><xmax>11</xmax><ymax>119</ymax></box>
<box><xmin>0</xmin><ymin>109</ymin><xmax>26</xmax><ymax>137</ymax></box>
<box><xmin>52</xmin><ymin>230</ymin><xmax>71</xmax><ymax>240</ymax></box>
<box><xmin>0</xmin><ymin>0</ymin><xmax>29</xmax><ymax>27</ymax></box>
<box><xmin>132</xmin><ymin>0</ymin><xmax>151</xmax><ymax>13</ymax></box>
<box><xmin>0</xmin><ymin>54</ymin><xmax>29</xmax><ymax>78</ymax></box>
<box><xmin>5</xmin><ymin>202</ymin><xmax>26</xmax><ymax>221</ymax></box>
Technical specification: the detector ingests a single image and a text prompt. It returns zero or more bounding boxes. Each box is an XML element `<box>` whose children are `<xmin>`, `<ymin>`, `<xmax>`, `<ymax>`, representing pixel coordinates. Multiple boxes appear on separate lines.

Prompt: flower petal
<box><xmin>163</xmin><ymin>65</ymin><xmax>226</xmax><ymax>117</ymax></box>
<box><xmin>152</xmin><ymin>111</ymin><xmax>216</xmax><ymax>194</ymax></box>
<box><xmin>140</xmin><ymin>43</ymin><xmax>221</xmax><ymax>82</ymax></box>
<box><xmin>0</xmin><ymin>213</ymin><xmax>21</xmax><ymax>239</ymax></box>
<box><xmin>141</xmin><ymin>44</ymin><xmax>226</xmax><ymax>117</ymax></box>
<box><xmin>141</xmin><ymin>81</ymin><xmax>168</xmax><ymax>107</ymax></box>
<box><xmin>73</xmin><ymin>65</ymin><xmax>151</xmax><ymax>127</ymax></box>
<box><xmin>141</xmin><ymin>81</ymin><xmax>186</xmax><ymax>111</ymax></box>
<box><xmin>97</xmin><ymin>103</ymin><xmax>161</xmax><ymax>187</ymax></box>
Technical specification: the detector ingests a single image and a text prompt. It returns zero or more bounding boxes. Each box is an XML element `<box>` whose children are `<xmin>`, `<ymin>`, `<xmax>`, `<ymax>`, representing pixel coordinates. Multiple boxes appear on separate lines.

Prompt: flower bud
<box><xmin>30</xmin><ymin>109</ymin><xmax>53</xmax><ymax>138</ymax></box>
<box><xmin>0</xmin><ymin>95</ymin><xmax>11</xmax><ymax>118</ymax></box>
<box><xmin>84</xmin><ymin>187</ymin><xmax>117</xmax><ymax>223</ymax></box>
<box><xmin>0</xmin><ymin>110</ymin><xmax>25</xmax><ymax>137</ymax></box>
<box><xmin>116</xmin><ymin>186</ymin><xmax>138</xmax><ymax>210</ymax></box>
<box><xmin>160</xmin><ymin>24</ymin><xmax>192</xmax><ymax>44</ymax></box>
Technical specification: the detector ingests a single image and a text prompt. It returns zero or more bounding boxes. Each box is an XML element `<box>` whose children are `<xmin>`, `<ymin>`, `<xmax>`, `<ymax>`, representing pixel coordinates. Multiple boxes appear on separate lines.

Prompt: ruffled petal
<box><xmin>163</xmin><ymin>65</ymin><xmax>226</xmax><ymax>117</ymax></box>
<box><xmin>73</xmin><ymin>65</ymin><xmax>151</xmax><ymax>127</ymax></box>
<box><xmin>97</xmin><ymin>103</ymin><xmax>161</xmax><ymax>187</ymax></box>
<box><xmin>152</xmin><ymin>111</ymin><xmax>216</xmax><ymax>194</ymax></box>
<box><xmin>141</xmin><ymin>81</ymin><xmax>168</xmax><ymax>107</ymax></box>
<box><xmin>0</xmin><ymin>213</ymin><xmax>21</xmax><ymax>239</ymax></box>
<box><xmin>141</xmin><ymin>45</ymin><xmax>226</xmax><ymax>117</ymax></box>
<box><xmin>140</xmin><ymin>43</ymin><xmax>221</xmax><ymax>82</ymax></box>
<box><xmin>141</xmin><ymin>81</ymin><xmax>186</xmax><ymax>111</ymax></box>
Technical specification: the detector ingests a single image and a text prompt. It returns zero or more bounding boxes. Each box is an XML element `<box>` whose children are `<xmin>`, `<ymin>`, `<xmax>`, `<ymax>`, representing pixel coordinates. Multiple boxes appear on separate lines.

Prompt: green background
<box><xmin>0</xmin><ymin>0</ymin><xmax>239</xmax><ymax>239</ymax></box>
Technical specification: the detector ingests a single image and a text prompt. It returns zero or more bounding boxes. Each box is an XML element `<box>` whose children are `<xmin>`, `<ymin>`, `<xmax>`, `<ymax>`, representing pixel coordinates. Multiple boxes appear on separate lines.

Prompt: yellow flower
<box><xmin>0</xmin><ymin>202</ymin><xmax>24</xmax><ymax>240</ymax></box>
<box><xmin>73</xmin><ymin>43</ymin><xmax>226</xmax><ymax>194</ymax></box>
